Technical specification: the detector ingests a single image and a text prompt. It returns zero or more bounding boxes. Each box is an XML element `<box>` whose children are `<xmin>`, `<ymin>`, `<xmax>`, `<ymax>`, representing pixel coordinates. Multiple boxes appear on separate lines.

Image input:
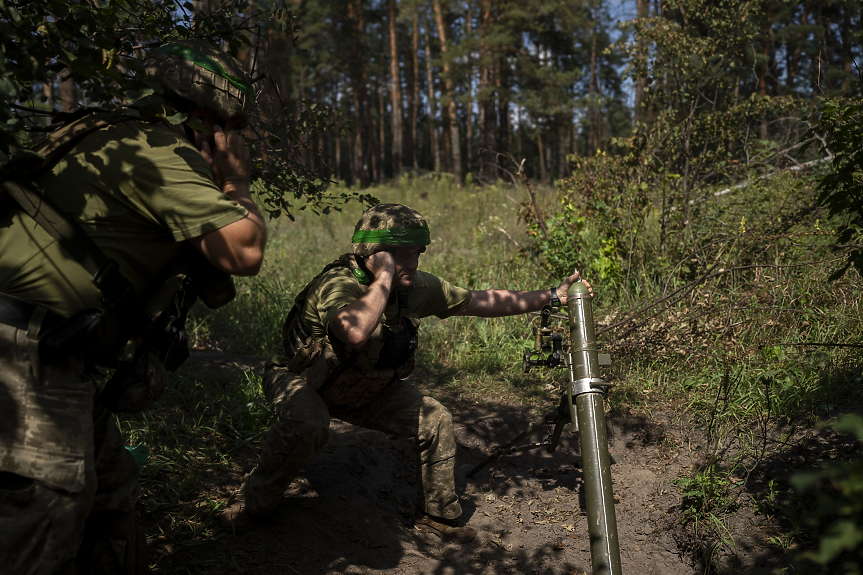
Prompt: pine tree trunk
<box><xmin>478</xmin><ymin>0</ymin><xmax>496</xmax><ymax>181</ymax></box>
<box><xmin>335</xmin><ymin>124</ymin><xmax>342</xmax><ymax>182</ymax></box>
<box><xmin>387</xmin><ymin>0</ymin><xmax>403</xmax><ymax>177</ymax></box>
<box><xmin>43</xmin><ymin>79</ymin><xmax>54</xmax><ymax>126</ymax></box>
<box><xmin>789</xmin><ymin>4</ymin><xmax>807</xmax><ymax>89</ymax></box>
<box><xmin>759</xmin><ymin>2</ymin><xmax>771</xmax><ymax>140</ymax></box>
<box><xmin>422</xmin><ymin>8</ymin><xmax>441</xmax><ymax>173</ymax></box>
<box><xmin>537</xmin><ymin>131</ymin><xmax>546</xmax><ymax>182</ymax></box>
<box><xmin>497</xmin><ymin>56</ymin><xmax>509</xmax><ymax>156</ymax></box>
<box><xmin>634</xmin><ymin>0</ymin><xmax>648</xmax><ymax>123</ymax></box>
<box><xmin>409</xmin><ymin>13</ymin><xmax>420</xmax><ymax>169</ymax></box>
<box><xmin>463</xmin><ymin>4</ymin><xmax>473</xmax><ymax>176</ymax></box>
<box><xmin>432</xmin><ymin>0</ymin><xmax>463</xmax><ymax>182</ymax></box>
<box><xmin>588</xmin><ymin>6</ymin><xmax>598</xmax><ymax>153</ymax></box>
<box><xmin>842</xmin><ymin>4</ymin><xmax>853</xmax><ymax>94</ymax></box>
<box><xmin>377</xmin><ymin>55</ymin><xmax>386</xmax><ymax>182</ymax></box>
<box><xmin>348</xmin><ymin>0</ymin><xmax>370</xmax><ymax>186</ymax></box>
<box><xmin>442</xmin><ymin>106</ymin><xmax>452</xmax><ymax>173</ymax></box>
<box><xmin>59</xmin><ymin>71</ymin><xmax>77</xmax><ymax>113</ymax></box>
<box><xmin>557</xmin><ymin>120</ymin><xmax>567</xmax><ymax>179</ymax></box>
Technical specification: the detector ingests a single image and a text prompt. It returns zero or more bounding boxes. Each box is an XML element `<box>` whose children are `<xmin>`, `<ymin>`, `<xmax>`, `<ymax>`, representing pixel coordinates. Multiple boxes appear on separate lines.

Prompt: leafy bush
<box><xmin>812</xmin><ymin>98</ymin><xmax>863</xmax><ymax>280</ymax></box>
<box><xmin>790</xmin><ymin>414</ymin><xmax>863</xmax><ymax>573</ymax></box>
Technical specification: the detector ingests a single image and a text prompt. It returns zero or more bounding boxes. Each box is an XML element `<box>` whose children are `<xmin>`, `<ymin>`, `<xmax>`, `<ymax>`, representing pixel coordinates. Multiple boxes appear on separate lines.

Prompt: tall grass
<box><xmin>191</xmin><ymin>174</ymin><xmax>567</xmax><ymax>402</ymax></box>
<box><xmin>121</xmin><ymin>171</ymin><xmax>863</xmax><ymax>571</ymax></box>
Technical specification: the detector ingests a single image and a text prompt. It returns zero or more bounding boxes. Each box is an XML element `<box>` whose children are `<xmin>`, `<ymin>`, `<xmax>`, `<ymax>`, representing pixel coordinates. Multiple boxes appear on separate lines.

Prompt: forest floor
<box><xmin>134</xmin><ymin>350</ymin><xmax>854</xmax><ymax>575</ymax></box>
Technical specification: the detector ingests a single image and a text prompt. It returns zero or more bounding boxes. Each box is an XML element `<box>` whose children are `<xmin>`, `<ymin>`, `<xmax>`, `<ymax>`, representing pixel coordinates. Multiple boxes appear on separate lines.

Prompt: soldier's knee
<box><xmin>420</xmin><ymin>397</ymin><xmax>454</xmax><ymax>438</ymax></box>
<box><xmin>274</xmin><ymin>416</ymin><xmax>330</xmax><ymax>450</ymax></box>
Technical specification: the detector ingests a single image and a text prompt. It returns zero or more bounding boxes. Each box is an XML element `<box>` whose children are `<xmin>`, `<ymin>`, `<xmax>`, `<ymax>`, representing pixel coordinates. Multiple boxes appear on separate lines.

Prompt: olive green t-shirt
<box><xmin>269</xmin><ymin>267</ymin><xmax>472</xmax><ymax>365</ymax></box>
<box><xmin>0</xmin><ymin>120</ymin><xmax>248</xmax><ymax>317</ymax></box>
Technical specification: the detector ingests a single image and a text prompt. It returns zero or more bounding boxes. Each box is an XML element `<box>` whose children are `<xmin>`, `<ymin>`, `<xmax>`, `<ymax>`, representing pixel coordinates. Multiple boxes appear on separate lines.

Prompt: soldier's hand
<box><xmin>200</xmin><ymin>125</ymin><xmax>251</xmax><ymax>191</ymax></box>
<box><xmin>365</xmin><ymin>251</ymin><xmax>396</xmax><ymax>284</ymax></box>
<box><xmin>556</xmin><ymin>268</ymin><xmax>593</xmax><ymax>306</ymax></box>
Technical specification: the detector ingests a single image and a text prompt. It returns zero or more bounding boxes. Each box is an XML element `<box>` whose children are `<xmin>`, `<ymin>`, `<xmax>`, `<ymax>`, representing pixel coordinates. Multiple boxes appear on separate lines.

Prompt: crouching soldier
<box><xmin>219</xmin><ymin>203</ymin><xmax>590</xmax><ymax>544</ymax></box>
<box><xmin>0</xmin><ymin>41</ymin><xmax>267</xmax><ymax>573</ymax></box>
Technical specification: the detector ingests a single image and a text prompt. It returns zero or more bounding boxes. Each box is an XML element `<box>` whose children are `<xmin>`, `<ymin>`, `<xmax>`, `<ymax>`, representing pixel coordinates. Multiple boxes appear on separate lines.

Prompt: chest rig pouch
<box><xmin>281</xmin><ymin>254</ymin><xmax>420</xmax><ymax>411</ymax></box>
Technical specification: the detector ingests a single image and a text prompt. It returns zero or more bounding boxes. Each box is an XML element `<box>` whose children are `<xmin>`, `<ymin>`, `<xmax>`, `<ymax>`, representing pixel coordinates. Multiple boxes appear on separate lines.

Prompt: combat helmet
<box><xmin>143</xmin><ymin>40</ymin><xmax>255</xmax><ymax>129</ymax></box>
<box><xmin>352</xmin><ymin>204</ymin><xmax>430</xmax><ymax>257</ymax></box>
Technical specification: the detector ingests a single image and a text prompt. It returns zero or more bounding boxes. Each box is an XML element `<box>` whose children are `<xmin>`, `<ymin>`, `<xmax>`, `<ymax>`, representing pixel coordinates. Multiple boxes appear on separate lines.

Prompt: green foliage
<box><xmin>0</xmin><ymin>0</ymin><xmax>249</xmax><ymax>152</ymax></box>
<box><xmin>194</xmin><ymin>176</ymin><xmax>559</xmax><ymax>402</ymax></box>
<box><xmin>790</xmin><ymin>414</ymin><xmax>863</xmax><ymax>573</ymax></box>
<box><xmin>673</xmin><ymin>463</ymin><xmax>739</xmax><ymax>531</ymax></box>
<box><xmin>812</xmin><ymin>98</ymin><xmax>863</xmax><ymax>280</ymax></box>
<box><xmin>528</xmin><ymin>153</ymin><xmax>635</xmax><ymax>290</ymax></box>
<box><xmin>2</xmin><ymin>0</ymin><xmax>367</xmax><ymax>219</ymax></box>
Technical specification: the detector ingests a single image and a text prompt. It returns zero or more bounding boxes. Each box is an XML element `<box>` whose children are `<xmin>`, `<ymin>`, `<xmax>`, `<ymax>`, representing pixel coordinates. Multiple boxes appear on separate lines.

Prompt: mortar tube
<box><xmin>567</xmin><ymin>281</ymin><xmax>622</xmax><ymax>575</ymax></box>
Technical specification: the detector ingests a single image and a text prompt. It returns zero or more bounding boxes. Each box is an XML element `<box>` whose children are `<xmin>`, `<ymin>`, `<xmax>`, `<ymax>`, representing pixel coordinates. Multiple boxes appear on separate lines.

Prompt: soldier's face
<box><xmin>390</xmin><ymin>246</ymin><xmax>424</xmax><ymax>288</ymax></box>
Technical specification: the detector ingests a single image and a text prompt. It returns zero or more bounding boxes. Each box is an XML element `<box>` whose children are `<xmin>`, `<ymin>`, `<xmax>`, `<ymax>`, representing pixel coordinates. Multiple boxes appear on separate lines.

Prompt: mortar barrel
<box><xmin>567</xmin><ymin>281</ymin><xmax>622</xmax><ymax>575</ymax></box>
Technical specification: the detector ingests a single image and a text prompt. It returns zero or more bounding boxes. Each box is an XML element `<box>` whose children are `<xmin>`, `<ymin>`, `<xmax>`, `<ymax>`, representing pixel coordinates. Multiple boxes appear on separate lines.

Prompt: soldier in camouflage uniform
<box><xmin>219</xmin><ymin>203</ymin><xmax>591</xmax><ymax>543</ymax></box>
<box><xmin>0</xmin><ymin>41</ymin><xmax>266</xmax><ymax>574</ymax></box>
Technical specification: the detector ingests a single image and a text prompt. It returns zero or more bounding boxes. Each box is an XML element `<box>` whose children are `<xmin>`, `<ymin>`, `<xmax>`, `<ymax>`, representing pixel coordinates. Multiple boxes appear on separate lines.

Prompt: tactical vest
<box><xmin>0</xmin><ymin>108</ymin><xmax>237</xmax><ymax>411</ymax></box>
<box><xmin>281</xmin><ymin>254</ymin><xmax>420</xmax><ymax>410</ymax></box>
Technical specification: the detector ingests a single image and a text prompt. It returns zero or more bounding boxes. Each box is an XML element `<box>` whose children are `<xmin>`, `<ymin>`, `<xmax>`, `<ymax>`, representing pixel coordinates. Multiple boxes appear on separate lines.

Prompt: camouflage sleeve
<box><xmin>314</xmin><ymin>268</ymin><xmax>365</xmax><ymax>338</ymax></box>
<box><xmin>412</xmin><ymin>271</ymin><xmax>472</xmax><ymax>319</ymax></box>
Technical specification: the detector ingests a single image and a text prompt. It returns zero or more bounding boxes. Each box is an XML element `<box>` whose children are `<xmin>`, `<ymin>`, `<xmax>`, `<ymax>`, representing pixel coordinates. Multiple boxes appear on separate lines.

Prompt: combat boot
<box><xmin>414</xmin><ymin>510</ymin><xmax>477</xmax><ymax>544</ymax></box>
<box><xmin>218</xmin><ymin>492</ymin><xmax>255</xmax><ymax>535</ymax></box>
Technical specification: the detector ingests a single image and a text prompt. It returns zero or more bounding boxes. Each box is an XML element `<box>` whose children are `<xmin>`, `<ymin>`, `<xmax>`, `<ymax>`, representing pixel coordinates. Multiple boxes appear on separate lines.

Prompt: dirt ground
<box><xmin>146</xmin><ymin>353</ymin><xmax>810</xmax><ymax>574</ymax></box>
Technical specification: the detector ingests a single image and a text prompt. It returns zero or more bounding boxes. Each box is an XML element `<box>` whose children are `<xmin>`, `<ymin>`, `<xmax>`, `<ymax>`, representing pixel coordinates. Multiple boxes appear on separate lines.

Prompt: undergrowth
<box><xmin>120</xmin><ymin>169</ymin><xmax>863</xmax><ymax>572</ymax></box>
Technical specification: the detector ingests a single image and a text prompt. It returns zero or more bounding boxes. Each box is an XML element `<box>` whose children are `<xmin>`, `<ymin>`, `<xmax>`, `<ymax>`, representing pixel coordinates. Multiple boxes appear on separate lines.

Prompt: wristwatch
<box><xmin>550</xmin><ymin>287</ymin><xmax>561</xmax><ymax>308</ymax></box>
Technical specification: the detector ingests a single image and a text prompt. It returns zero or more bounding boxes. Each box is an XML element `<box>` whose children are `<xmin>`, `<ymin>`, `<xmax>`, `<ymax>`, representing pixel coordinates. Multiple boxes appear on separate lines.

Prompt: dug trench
<box><xmin>137</xmin><ymin>352</ymin><xmax>833</xmax><ymax>574</ymax></box>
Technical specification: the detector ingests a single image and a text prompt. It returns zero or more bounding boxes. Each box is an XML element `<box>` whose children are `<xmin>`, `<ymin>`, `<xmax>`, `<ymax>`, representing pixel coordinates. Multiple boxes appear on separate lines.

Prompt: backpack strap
<box><xmin>0</xmin><ymin>108</ymin><xmax>161</xmax><ymax>338</ymax></box>
<box><xmin>1</xmin><ymin>178</ymin><xmax>151</xmax><ymax>336</ymax></box>
<box><xmin>2</xmin><ymin>108</ymin><xmax>140</xmax><ymax>176</ymax></box>
<box><xmin>281</xmin><ymin>253</ymin><xmax>367</xmax><ymax>345</ymax></box>
<box><xmin>396</xmin><ymin>286</ymin><xmax>410</xmax><ymax>320</ymax></box>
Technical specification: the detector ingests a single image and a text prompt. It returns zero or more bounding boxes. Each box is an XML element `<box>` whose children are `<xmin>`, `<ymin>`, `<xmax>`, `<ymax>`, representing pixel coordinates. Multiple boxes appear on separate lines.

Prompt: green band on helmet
<box><xmin>154</xmin><ymin>44</ymin><xmax>255</xmax><ymax>103</ymax></box>
<box><xmin>351</xmin><ymin>226</ymin><xmax>431</xmax><ymax>246</ymax></box>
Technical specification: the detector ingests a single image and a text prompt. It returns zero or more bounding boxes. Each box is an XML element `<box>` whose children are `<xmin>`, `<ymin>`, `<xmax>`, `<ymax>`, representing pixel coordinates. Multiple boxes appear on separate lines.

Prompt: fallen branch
<box><xmin>703</xmin><ymin>156</ymin><xmax>833</xmax><ymax>201</ymax></box>
<box><xmin>598</xmin><ymin>256</ymin><xmax>847</xmax><ymax>339</ymax></box>
<box><xmin>759</xmin><ymin>341</ymin><xmax>863</xmax><ymax>349</ymax></box>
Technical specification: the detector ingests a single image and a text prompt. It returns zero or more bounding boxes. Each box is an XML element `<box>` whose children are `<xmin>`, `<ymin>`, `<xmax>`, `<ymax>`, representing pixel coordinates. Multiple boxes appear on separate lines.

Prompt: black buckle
<box><xmin>92</xmin><ymin>259</ymin><xmax>121</xmax><ymax>291</ymax></box>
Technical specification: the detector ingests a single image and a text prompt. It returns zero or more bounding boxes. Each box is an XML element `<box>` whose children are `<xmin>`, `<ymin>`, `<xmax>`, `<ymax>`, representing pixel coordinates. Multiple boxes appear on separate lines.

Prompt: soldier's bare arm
<box><xmin>190</xmin><ymin>125</ymin><xmax>267</xmax><ymax>276</ymax></box>
<box><xmin>455</xmin><ymin>269</ymin><xmax>593</xmax><ymax>318</ymax></box>
<box><xmin>328</xmin><ymin>251</ymin><xmax>395</xmax><ymax>348</ymax></box>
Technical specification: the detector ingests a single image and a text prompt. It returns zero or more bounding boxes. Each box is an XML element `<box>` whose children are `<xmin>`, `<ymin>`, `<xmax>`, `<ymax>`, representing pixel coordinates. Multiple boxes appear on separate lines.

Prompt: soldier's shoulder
<box><xmin>413</xmin><ymin>270</ymin><xmax>443</xmax><ymax>288</ymax></box>
<box><xmin>109</xmin><ymin>119</ymin><xmax>194</xmax><ymax>150</ymax></box>
<box><xmin>314</xmin><ymin>265</ymin><xmax>358</xmax><ymax>291</ymax></box>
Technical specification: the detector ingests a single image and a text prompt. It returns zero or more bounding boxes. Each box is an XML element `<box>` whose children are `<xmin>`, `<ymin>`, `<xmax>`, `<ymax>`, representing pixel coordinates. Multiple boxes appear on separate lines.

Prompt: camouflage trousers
<box><xmin>0</xmin><ymin>318</ymin><xmax>141</xmax><ymax>575</ymax></box>
<box><xmin>242</xmin><ymin>364</ymin><xmax>462</xmax><ymax>520</ymax></box>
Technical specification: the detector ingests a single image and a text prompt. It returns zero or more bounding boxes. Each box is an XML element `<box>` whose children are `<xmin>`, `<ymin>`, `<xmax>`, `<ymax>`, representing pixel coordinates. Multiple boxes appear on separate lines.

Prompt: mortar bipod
<box><xmin>464</xmin><ymin>392</ymin><xmax>576</xmax><ymax>479</ymax></box>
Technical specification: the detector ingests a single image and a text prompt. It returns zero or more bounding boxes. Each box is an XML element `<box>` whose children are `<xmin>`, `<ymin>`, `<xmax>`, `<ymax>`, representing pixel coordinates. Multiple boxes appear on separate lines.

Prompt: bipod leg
<box><xmin>547</xmin><ymin>419</ymin><xmax>567</xmax><ymax>454</ymax></box>
<box><xmin>466</xmin><ymin>409</ymin><xmax>561</xmax><ymax>478</ymax></box>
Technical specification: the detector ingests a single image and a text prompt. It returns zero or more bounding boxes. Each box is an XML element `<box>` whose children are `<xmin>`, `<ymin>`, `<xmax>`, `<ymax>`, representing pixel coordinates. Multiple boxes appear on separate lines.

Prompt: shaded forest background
<box><xmin>260</xmin><ymin>0</ymin><xmax>863</xmax><ymax>187</ymax></box>
<box><xmin>17</xmin><ymin>0</ymin><xmax>863</xmax><ymax>188</ymax></box>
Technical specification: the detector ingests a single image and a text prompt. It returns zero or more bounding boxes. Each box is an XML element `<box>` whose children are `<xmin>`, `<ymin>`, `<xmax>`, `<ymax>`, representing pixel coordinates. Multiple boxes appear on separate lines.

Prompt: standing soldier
<box><xmin>219</xmin><ymin>203</ymin><xmax>590</xmax><ymax>543</ymax></box>
<box><xmin>0</xmin><ymin>41</ymin><xmax>267</xmax><ymax>573</ymax></box>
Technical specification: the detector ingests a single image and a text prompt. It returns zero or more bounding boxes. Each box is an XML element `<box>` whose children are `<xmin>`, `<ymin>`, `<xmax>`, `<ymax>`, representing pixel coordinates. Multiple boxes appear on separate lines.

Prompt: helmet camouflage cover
<box><xmin>351</xmin><ymin>203</ymin><xmax>430</xmax><ymax>257</ymax></box>
<box><xmin>142</xmin><ymin>40</ymin><xmax>255</xmax><ymax>129</ymax></box>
